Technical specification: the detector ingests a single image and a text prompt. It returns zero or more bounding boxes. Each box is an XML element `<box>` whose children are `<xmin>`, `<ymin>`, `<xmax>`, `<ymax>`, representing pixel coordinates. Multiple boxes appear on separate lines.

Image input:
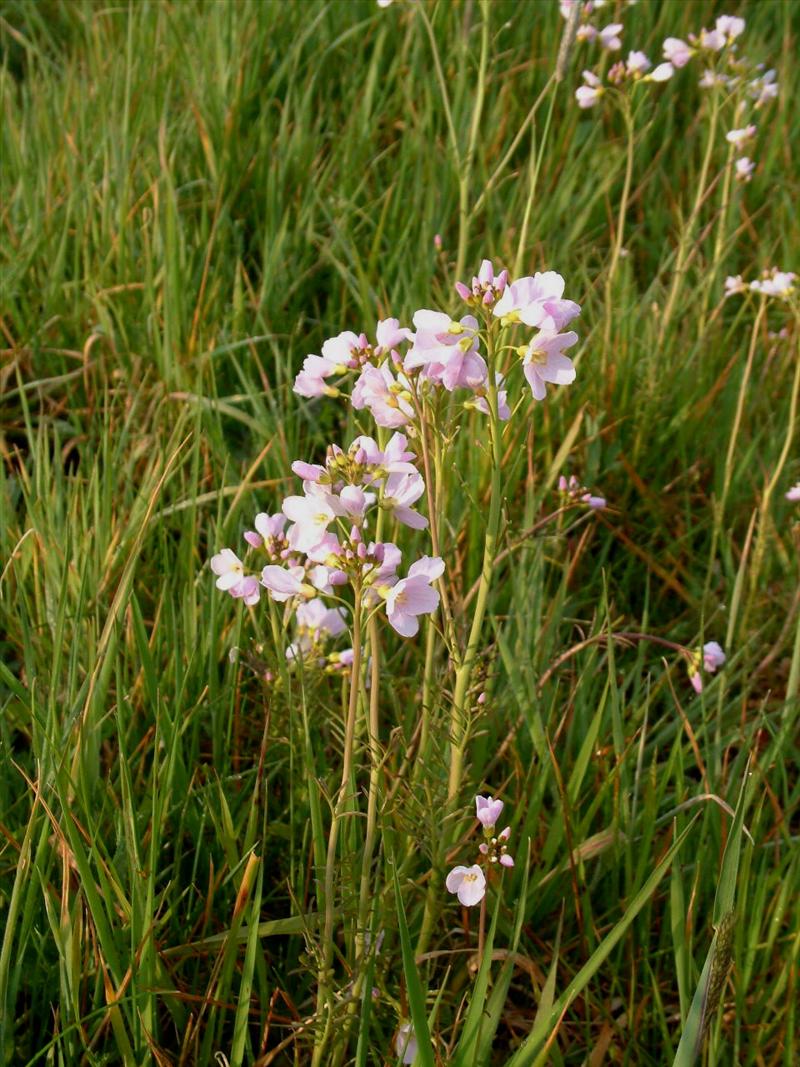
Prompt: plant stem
<box><xmin>455</xmin><ymin>0</ymin><xmax>490</xmax><ymax>284</ymax></box>
<box><xmin>446</xmin><ymin>330</ymin><xmax>504</xmax><ymax>806</ymax></box>
<box><xmin>312</xmin><ymin>587</ymin><xmax>363</xmax><ymax>1067</ymax></box>
<box><xmin>602</xmin><ymin>99</ymin><xmax>635</xmax><ymax>374</ymax></box>
<box><xmin>659</xmin><ymin>89</ymin><xmax>721</xmax><ymax>344</ymax></box>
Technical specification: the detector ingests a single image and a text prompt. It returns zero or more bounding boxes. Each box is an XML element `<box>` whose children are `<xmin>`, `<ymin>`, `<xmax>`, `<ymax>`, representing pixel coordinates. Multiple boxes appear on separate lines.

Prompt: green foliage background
<box><xmin>1</xmin><ymin>0</ymin><xmax>798</xmax><ymax>1063</ymax></box>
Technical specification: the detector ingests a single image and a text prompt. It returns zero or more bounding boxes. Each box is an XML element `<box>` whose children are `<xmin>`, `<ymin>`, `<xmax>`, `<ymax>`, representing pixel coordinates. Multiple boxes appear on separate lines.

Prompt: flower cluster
<box><xmin>558</xmin><ymin>473</ymin><xmax>606</xmax><ymax>510</ymax></box>
<box><xmin>293</xmin><ymin>261</ymin><xmax>581</xmax><ymax>418</ymax></box>
<box><xmin>560</xmin><ymin>1</ymin><xmax>636</xmax><ymax>53</ymax></box>
<box><xmin>210</xmin><ymin>433</ymin><xmax>443</xmax><ymax>641</ymax></box>
<box><xmin>575</xmin><ymin>13</ymin><xmax>780</xmax><ymax>114</ymax></box>
<box><xmin>687</xmin><ymin>640</ymin><xmax>726</xmax><ymax>694</ymax></box>
<box><xmin>445</xmin><ymin>794</ymin><xmax>514</xmax><ymax>908</ymax></box>
<box><xmin>725</xmin><ymin>270</ymin><xmax>797</xmax><ymax>301</ymax></box>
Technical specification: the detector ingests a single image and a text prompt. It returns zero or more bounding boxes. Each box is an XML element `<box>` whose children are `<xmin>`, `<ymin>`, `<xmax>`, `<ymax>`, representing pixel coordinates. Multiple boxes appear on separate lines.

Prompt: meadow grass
<box><xmin>1</xmin><ymin>0</ymin><xmax>798</xmax><ymax>1064</ymax></box>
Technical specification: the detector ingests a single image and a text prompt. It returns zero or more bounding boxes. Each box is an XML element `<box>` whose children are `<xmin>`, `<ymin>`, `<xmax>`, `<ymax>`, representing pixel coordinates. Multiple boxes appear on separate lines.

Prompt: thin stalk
<box><xmin>702</xmin><ymin>138</ymin><xmax>736</xmax><ymax>320</ymax></box>
<box><xmin>659</xmin><ymin>89</ymin><xmax>722</xmax><ymax>344</ymax></box>
<box><xmin>455</xmin><ymin>0</ymin><xmax>490</xmax><ymax>284</ymax></box>
<box><xmin>312</xmin><ymin>589</ymin><xmax>363</xmax><ymax>1067</ymax></box>
<box><xmin>418</xmin><ymin>400</ymin><xmax>458</xmax><ymax>660</ymax></box>
<box><xmin>355</xmin><ymin>617</ymin><xmax>382</xmax><ymax>965</ymax></box>
<box><xmin>602</xmin><ymin>99</ymin><xmax>635</xmax><ymax>373</ymax></box>
<box><xmin>447</xmin><ymin>333</ymin><xmax>504</xmax><ymax>805</ymax></box>
<box><xmin>514</xmin><ymin>79</ymin><xmax>558</xmax><ymax>278</ymax></box>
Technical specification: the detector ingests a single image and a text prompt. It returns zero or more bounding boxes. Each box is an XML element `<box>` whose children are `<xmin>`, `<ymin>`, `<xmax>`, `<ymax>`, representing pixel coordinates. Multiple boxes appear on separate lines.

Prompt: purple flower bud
<box><xmin>483</xmin><ymin>290</ymin><xmax>494</xmax><ymax>306</ymax></box>
<box><xmin>455</xmin><ymin>280</ymin><xmax>471</xmax><ymax>300</ymax></box>
<box><xmin>373</xmin><ymin>542</ymin><xmax>385</xmax><ymax>563</ymax></box>
<box><xmin>434</xmin><ymin>233</ymin><xmax>443</xmax><ymax>249</ymax></box>
<box><xmin>477</xmin><ymin>692</ymin><xmax>487</xmax><ymax>705</ymax></box>
<box><xmin>499</xmin><ymin>854</ymin><xmax>515</xmax><ymax>868</ymax></box>
<box><xmin>329</xmin><ymin>569</ymin><xmax>348</xmax><ymax>585</ymax></box>
<box><xmin>496</xmin><ymin>269</ymin><xmax>508</xmax><ymax>293</ymax></box>
<box><xmin>357</xmin><ymin>542</ymin><xmax>367</xmax><ymax>559</ymax></box>
<box><xmin>243</xmin><ymin>531</ymin><xmax>263</xmax><ymax>548</ymax></box>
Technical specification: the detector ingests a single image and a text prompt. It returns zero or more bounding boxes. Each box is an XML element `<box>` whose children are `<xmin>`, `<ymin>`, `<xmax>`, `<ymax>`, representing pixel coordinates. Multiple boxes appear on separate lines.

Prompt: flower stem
<box><xmin>447</xmin><ymin>333</ymin><xmax>504</xmax><ymax>806</ymax></box>
<box><xmin>659</xmin><ymin>89</ymin><xmax>721</xmax><ymax>345</ymax></box>
<box><xmin>312</xmin><ymin>586</ymin><xmax>363</xmax><ymax>1067</ymax></box>
<box><xmin>602</xmin><ymin>99</ymin><xmax>635</xmax><ymax>375</ymax></box>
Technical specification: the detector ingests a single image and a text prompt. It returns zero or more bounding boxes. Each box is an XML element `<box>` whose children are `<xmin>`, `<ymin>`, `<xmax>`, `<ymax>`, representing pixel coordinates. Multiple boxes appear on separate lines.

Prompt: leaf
<box><xmin>392</xmin><ymin>864</ymin><xmax>435</xmax><ymax>1067</ymax></box>
<box><xmin>508</xmin><ymin>816</ymin><xmax>699</xmax><ymax>1066</ymax></box>
<box><xmin>672</xmin><ymin>763</ymin><xmax>752</xmax><ymax>1065</ymax></box>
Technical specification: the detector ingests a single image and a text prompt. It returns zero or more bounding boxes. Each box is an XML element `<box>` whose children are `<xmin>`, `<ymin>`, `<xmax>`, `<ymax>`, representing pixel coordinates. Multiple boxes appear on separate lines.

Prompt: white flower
<box><xmin>445</xmin><ymin>864</ymin><xmax>486</xmax><ymax>907</ymax></box>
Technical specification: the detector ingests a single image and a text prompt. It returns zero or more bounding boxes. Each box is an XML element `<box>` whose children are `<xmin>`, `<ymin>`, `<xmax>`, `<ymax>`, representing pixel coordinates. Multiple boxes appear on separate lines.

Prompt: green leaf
<box><xmin>392</xmin><ymin>864</ymin><xmax>435</xmax><ymax>1067</ymax></box>
<box><xmin>508</xmin><ymin>816</ymin><xmax>699</xmax><ymax>1066</ymax></box>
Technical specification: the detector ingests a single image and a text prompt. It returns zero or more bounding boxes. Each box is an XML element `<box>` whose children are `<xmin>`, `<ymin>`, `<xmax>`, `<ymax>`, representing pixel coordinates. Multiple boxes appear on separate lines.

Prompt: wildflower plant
<box><xmin>8</xmin><ymin>2</ymin><xmax>797</xmax><ymax>1066</ymax></box>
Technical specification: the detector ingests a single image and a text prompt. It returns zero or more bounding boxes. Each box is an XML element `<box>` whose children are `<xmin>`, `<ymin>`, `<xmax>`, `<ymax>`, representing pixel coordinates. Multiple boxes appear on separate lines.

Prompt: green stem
<box><xmin>602</xmin><ymin>99</ymin><xmax>635</xmax><ymax>371</ymax></box>
<box><xmin>355</xmin><ymin>618</ymin><xmax>382</xmax><ymax>964</ymax></box>
<box><xmin>447</xmin><ymin>335</ymin><xmax>504</xmax><ymax>805</ymax></box>
<box><xmin>659</xmin><ymin>89</ymin><xmax>721</xmax><ymax>345</ymax></box>
<box><xmin>514</xmin><ymin>78</ymin><xmax>558</xmax><ymax>278</ymax></box>
<box><xmin>312</xmin><ymin>588</ymin><xmax>363</xmax><ymax>1067</ymax></box>
<box><xmin>455</xmin><ymin>0</ymin><xmax>490</xmax><ymax>284</ymax></box>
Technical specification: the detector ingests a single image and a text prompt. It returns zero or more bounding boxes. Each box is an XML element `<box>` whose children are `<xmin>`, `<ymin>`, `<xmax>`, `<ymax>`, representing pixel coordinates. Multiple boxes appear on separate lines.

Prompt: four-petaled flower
<box><xmin>475</xmin><ymin>794</ymin><xmax>504</xmax><ymax>829</ymax></box>
<box><xmin>445</xmin><ymin>864</ymin><xmax>487</xmax><ymax>907</ymax></box>
<box><xmin>383</xmin><ymin>556</ymin><xmax>443</xmax><ymax>636</ymax></box>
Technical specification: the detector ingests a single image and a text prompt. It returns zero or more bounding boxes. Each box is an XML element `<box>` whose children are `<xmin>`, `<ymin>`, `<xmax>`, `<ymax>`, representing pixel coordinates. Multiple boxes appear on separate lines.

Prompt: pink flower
<box><xmin>445</xmin><ymin>865</ymin><xmax>486</xmax><ymax>907</ymax></box>
<box><xmin>724</xmin><ymin>275</ymin><xmax>746</xmax><ymax>297</ymax></box>
<box><xmin>726</xmin><ymin>125</ymin><xmax>756</xmax><ymax>149</ymax></box>
<box><xmin>663</xmin><ymin>37</ymin><xmax>693</xmax><ymax>68</ymax></box>
<box><xmin>260</xmin><ymin>564</ymin><xmax>315</xmax><ymax>602</ymax></box>
<box><xmin>375</xmin><ymin>317</ymin><xmax>412</xmax><ymax>354</ymax></box>
<box><xmin>395</xmin><ymin>1023</ymin><xmax>418</xmax><ymax>1065</ymax></box>
<box><xmin>735</xmin><ymin>157</ymin><xmax>755</xmax><ymax>182</ymax></box>
<box><xmin>294</xmin><ymin>355</ymin><xmax>341</xmax><ymax>398</ymax></box>
<box><xmin>647</xmin><ymin>62</ymin><xmax>674</xmax><ymax>83</ymax></box>
<box><xmin>255</xmin><ymin>512</ymin><xmax>287</xmax><ymax>542</ymax></box>
<box><xmin>697</xmin><ymin>27</ymin><xmax>725</xmax><ymax>52</ymax></box>
<box><xmin>626</xmin><ymin>50</ymin><xmax>651</xmax><ymax>76</ymax></box>
<box><xmin>715</xmin><ymin>15</ymin><xmax>745</xmax><ymax>42</ymax></box>
<box><xmin>494</xmin><ymin>273</ymin><xmax>581</xmax><ymax>332</ymax></box>
<box><xmin>522</xmin><ymin>330</ymin><xmax>578</xmax><ymax>401</ymax></box>
<box><xmin>383</xmin><ymin>556</ymin><xmax>443</xmax><ymax>637</ymax></box>
<box><xmin>382</xmin><ymin>472</ymin><xmax>428</xmax><ymax>530</ymax></box>
<box><xmin>582</xmin><ymin>493</ymin><xmax>606</xmax><ymax>509</ymax></box>
<box><xmin>352</xmin><ymin>432</ymin><xmax>418</xmax><ymax>479</ymax></box>
<box><xmin>335</xmin><ymin>485</ymin><xmax>374</xmax><ymax>525</ymax></box>
<box><xmin>750</xmin><ymin>270</ymin><xmax>795</xmax><ymax>297</ymax></box>
<box><xmin>351</xmin><ymin>363</ymin><xmax>415</xmax><ymax>429</ymax></box>
<box><xmin>475</xmin><ymin>794</ymin><xmax>504</xmax><ymax>829</ymax></box>
<box><xmin>703</xmin><ymin>642</ymin><xmax>726</xmax><ymax>673</ymax></box>
<box><xmin>786</xmin><ymin>483</ymin><xmax>800</xmax><ymax>503</ymax></box>
<box><xmin>576</xmin><ymin>84</ymin><xmax>603</xmax><ymax>108</ymax></box>
<box><xmin>321</xmin><ymin>330</ymin><xmax>363</xmax><ymax>368</ymax></box>
<box><xmin>689</xmin><ymin>671</ymin><xmax>704</xmax><ymax>694</ymax></box>
<box><xmin>405</xmin><ymin>311</ymin><xmax>487</xmax><ymax>391</ymax></box>
<box><xmin>750</xmin><ymin>69</ymin><xmax>778</xmax><ymax>107</ymax></box>
<box><xmin>471</xmin><ymin>373</ymin><xmax>511</xmax><ymax>421</ymax></box>
<box><xmin>296</xmin><ymin>598</ymin><xmax>348</xmax><ymax>638</ymax></box>
<box><xmin>599</xmin><ymin>23</ymin><xmax>623</xmax><ymax>50</ymax></box>
<box><xmin>211</xmin><ymin>548</ymin><xmax>246</xmax><ymax>592</ymax></box>
<box><xmin>211</xmin><ymin>550</ymin><xmax>262</xmax><ymax>605</ymax></box>
<box><xmin>282</xmin><ymin>493</ymin><xmax>337</xmax><ymax>552</ymax></box>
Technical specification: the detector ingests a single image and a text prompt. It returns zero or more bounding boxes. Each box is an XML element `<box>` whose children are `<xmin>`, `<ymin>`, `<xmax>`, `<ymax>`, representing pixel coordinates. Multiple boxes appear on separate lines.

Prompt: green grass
<box><xmin>1</xmin><ymin>0</ymin><xmax>799</xmax><ymax>1064</ymax></box>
